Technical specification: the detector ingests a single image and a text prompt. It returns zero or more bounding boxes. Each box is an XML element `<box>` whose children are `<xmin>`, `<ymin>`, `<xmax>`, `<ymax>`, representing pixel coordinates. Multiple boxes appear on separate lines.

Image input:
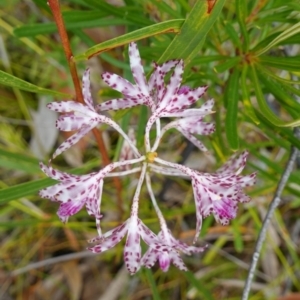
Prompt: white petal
<box><xmin>217</xmin><ymin>151</ymin><xmax>249</xmax><ymax>175</ymax></box>
<box><xmin>157</xmin><ymin>60</ymin><xmax>184</xmax><ymax>110</ymax></box>
<box><xmin>173</xmin><ymin>86</ymin><xmax>207</xmax><ymax>111</ymax></box>
<box><xmin>129</xmin><ymin>42</ymin><xmax>149</xmax><ymax>96</ymax></box>
<box><xmin>169</xmin><ymin>251</ymin><xmax>188</xmax><ymax>271</ymax></box>
<box><xmin>85</xmin><ymin>178</ymin><xmax>103</xmax><ymax>219</ymax></box>
<box><xmin>124</xmin><ymin>217</ymin><xmax>141</xmax><ymax>274</ymax></box>
<box><xmin>57</xmin><ymin>198</ymin><xmax>86</xmax><ymax>222</ymax></box>
<box><xmin>89</xmin><ymin>221</ymin><xmax>129</xmax><ymax>253</ymax></box>
<box><xmin>47</xmin><ymin>101</ymin><xmax>91</xmax><ymax>114</ymax></box>
<box><xmin>141</xmin><ymin>247</ymin><xmax>158</xmax><ymax>269</ymax></box>
<box><xmin>96</xmin><ymin>97</ymin><xmax>144</xmax><ymax>111</ymax></box>
<box><xmin>52</xmin><ymin>123</ymin><xmax>97</xmax><ymax>159</ymax></box>
<box><xmin>102</xmin><ymin>72</ymin><xmax>141</xmax><ymax>98</ymax></box>
<box><xmin>177</xmin><ymin>118</ymin><xmax>215</xmax><ymax>135</ymax></box>
<box><xmin>138</xmin><ymin>220</ymin><xmax>157</xmax><ymax>245</ymax></box>
<box><xmin>56</xmin><ymin>113</ymin><xmax>91</xmax><ymax>131</ymax></box>
<box><xmin>82</xmin><ymin>69</ymin><xmax>95</xmax><ymax>110</ymax></box>
<box><xmin>179</xmin><ymin>129</ymin><xmax>209</xmax><ymax>152</ymax></box>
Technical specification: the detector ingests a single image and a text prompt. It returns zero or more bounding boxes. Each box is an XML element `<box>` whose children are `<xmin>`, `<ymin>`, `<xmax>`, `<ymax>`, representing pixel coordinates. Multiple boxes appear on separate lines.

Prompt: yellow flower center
<box><xmin>146</xmin><ymin>152</ymin><xmax>157</xmax><ymax>163</ymax></box>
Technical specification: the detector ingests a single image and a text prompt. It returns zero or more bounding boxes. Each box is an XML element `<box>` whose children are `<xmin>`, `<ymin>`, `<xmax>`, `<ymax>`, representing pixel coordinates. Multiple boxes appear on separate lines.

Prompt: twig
<box><xmin>47</xmin><ymin>0</ymin><xmax>124</xmax><ymax>215</ymax></box>
<box><xmin>207</xmin><ymin>242</ymin><xmax>271</xmax><ymax>282</ymax></box>
<box><xmin>242</xmin><ymin>128</ymin><xmax>300</xmax><ymax>300</ymax></box>
<box><xmin>10</xmin><ymin>250</ymin><xmax>96</xmax><ymax>277</ymax></box>
<box><xmin>282</xmin><ymin>219</ymin><xmax>300</xmax><ymax>295</ymax></box>
<box><xmin>98</xmin><ymin>266</ymin><xmax>129</xmax><ymax>300</ymax></box>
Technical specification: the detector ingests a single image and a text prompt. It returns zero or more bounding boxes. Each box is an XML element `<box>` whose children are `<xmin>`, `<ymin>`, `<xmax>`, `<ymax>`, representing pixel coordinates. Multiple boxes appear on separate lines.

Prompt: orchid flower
<box><xmin>142</xmin><ymin>174</ymin><xmax>206</xmax><ymax>272</ymax></box>
<box><xmin>96</xmin><ymin>42</ymin><xmax>154</xmax><ymax>111</ymax></box>
<box><xmin>39</xmin><ymin>41</ymin><xmax>256</xmax><ymax>274</ymax></box>
<box><xmin>89</xmin><ymin>217</ymin><xmax>157</xmax><ymax>274</ymax></box>
<box><xmin>151</xmin><ymin>99</ymin><xmax>215</xmax><ymax>152</ymax></box>
<box><xmin>39</xmin><ymin>156</ymin><xmax>145</xmax><ymax>235</ymax></box>
<box><xmin>154</xmin><ymin>151</ymin><xmax>256</xmax><ymax>242</ymax></box>
<box><xmin>89</xmin><ymin>164</ymin><xmax>156</xmax><ymax>274</ymax></box>
<box><xmin>141</xmin><ymin>227</ymin><xmax>206</xmax><ymax>272</ymax></box>
<box><xmin>96</xmin><ymin>42</ymin><xmax>208</xmax><ymax>151</ymax></box>
<box><xmin>47</xmin><ymin>69</ymin><xmax>140</xmax><ymax>159</ymax></box>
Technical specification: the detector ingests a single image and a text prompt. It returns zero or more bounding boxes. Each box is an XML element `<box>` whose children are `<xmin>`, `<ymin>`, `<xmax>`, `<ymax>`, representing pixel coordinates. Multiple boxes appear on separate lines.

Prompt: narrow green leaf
<box><xmin>84</xmin><ymin>0</ymin><xmax>152</xmax><ymax>26</ymax></box>
<box><xmin>0</xmin><ymin>71</ymin><xmax>71</xmax><ymax>97</ymax></box>
<box><xmin>250</xmin><ymin>65</ymin><xmax>300</xmax><ymax>127</ymax></box>
<box><xmin>223</xmin><ymin>20</ymin><xmax>242</xmax><ymax>50</ymax></box>
<box><xmin>257</xmin><ymin>68</ymin><xmax>300</xmax><ymax>115</ymax></box>
<box><xmin>183</xmin><ymin>271</ymin><xmax>214</xmax><ymax>300</ymax></box>
<box><xmin>286</xmin><ymin>2</ymin><xmax>300</xmax><ymax>11</ymax></box>
<box><xmin>255</xmin><ymin>22</ymin><xmax>300</xmax><ymax>56</ymax></box>
<box><xmin>225</xmin><ymin>68</ymin><xmax>240</xmax><ymax>150</ymax></box>
<box><xmin>254</xmin><ymin>109</ymin><xmax>300</xmax><ymax>150</ymax></box>
<box><xmin>0</xmin><ymin>178</ymin><xmax>55</xmax><ymax>205</ymax></box>
<box><xmin>0</xmin><ymin>219</ymin><xmax>43</xmax><ymax>229</ymax></box>
<box><xmin>253</xmin><ymin>32</ymin><xmax>300</xmax><ymax>53</ymax></box>
<box><xmin>214</xmin><ymin>57</ymin><xmax>241</xmax><ymax>73</ymax></box>
<box><xmin>192</xmin><ymin>55</ymin><xmax>226</xmax><ymax>64</ymax></box>
<box><xmin>14</xmin><ymin>17</ymin><xmax>133</xmax><ymax>37</ymax></box>
<box><xmin>231</xmin><ymin>219</ymin><xmax>244</xmax><ymax>252</ymax></box>
<box><xmin>259</xmin><ymin>56</ymin><xmax>300</xmax><ymax>72</ymax></box>
<box><xmin>32</xmin><ymin>0</ymin><xmax>51</xmax><ymax>12</ymax></box>
<box><xmin>157</xmin><ymin>0</ymin><xmax>226</xmax><ymax>64</ymax></box>
<box><xmin>256</xmin><ymin>63</ymin><xmax>300</xmax><ymax>85</ymax></box>
<box><xmin>144</xmin><ymin>269</ymin><xmax>161</xmax><ymax>300</ymax></box>
<box><xmin>279</xmin><ymin>80</ymin><xmax>300</xmax><ymax>97</ymax></box>
<box><xmin>241</xmin><ymin>66</ymin><xmax>260</xmax><ymax>124</ymax></box>
<box><xmin>236</xmin><ymin>0</ymin><xmax>249</xmax><ymax>51</ymax></box>
<box><xmin>0</xmin><ymin>160</ymin><xmax>100</xmax><ymax>204</ymax></box>
<box><xmin>0</xmin><ymin>148</ymin><xmax>41</xmax><ymax>174</ymax></box>
<box><xmin>148</xmin><ymin>0</ymin><xmax>182</xmax><ymax>18</ymax></box>
<box><xmin>74</xmin><ymin>20</ymin><xmax>184</xmax><ymax>61</ymax></box>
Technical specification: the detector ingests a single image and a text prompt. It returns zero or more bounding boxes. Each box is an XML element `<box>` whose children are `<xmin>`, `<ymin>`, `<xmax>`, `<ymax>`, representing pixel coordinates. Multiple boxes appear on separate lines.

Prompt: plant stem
<box><xmin>48</xmin><ymin>0</ymin><xmax>82</xmax><ymax>103</ymax></box>
<box><xmin>242</xmin><ymin>128</ymin><xmax>300</xmax><ymax>300</ymax></box>
<box><xmin>48</xmin><ymin>0</ymin><xmax>124</xmax><ymax>215</ymax></box>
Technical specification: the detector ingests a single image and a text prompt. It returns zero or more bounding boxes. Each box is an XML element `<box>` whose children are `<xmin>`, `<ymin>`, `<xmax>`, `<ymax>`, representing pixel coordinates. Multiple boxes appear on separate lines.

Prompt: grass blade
<box><xmin>225</xmin><ymin>68</ymin><xmax>240</xmax><ymax>150</ymax></box>
<box><xmin>250</xmin><ymin>65</ymin><xmax>300</xmax><ymax>127</ymax></box>
<box><xmin>144</xmin><ymin>268</ymin><xmax>161</xmax><ymax>300</ymax></box>
<box><xmin>157</xmin><ymin>0</ymin><xmax>226</xmax><ymax>64</ymax></box>
<box><xmin>255</xmin><ymin>22</ymin><xmax>300</xmax><ymax>56</ymax></box>
<box><xmin>74</xmin><ymin>20</ymin><xmax>184</xmax><ymax>61</ymax></box>
<box><xmin>0</xmin><ymin>71</ymin><xmax>71</xmax><ymax>97</ymax></box>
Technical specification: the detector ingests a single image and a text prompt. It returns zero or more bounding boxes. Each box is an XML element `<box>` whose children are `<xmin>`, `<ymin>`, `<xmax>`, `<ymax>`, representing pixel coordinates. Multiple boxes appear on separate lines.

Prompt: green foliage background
<box><xmin>0</xmin><ymin>0</ymin><xmax>299</xmax><ymax>299</ymax></box>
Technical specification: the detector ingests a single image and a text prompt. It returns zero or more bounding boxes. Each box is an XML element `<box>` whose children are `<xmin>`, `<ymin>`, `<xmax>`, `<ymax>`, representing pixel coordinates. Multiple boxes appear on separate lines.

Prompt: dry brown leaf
<box><xmin>277</xmin><ymin>294</ymin><xmax>300</xmax><ymax>300</ymax></box>
<box><xmin>60</xmin><ymin>261</ymin><xmax>83</xmax><ymax>300</ymax></box>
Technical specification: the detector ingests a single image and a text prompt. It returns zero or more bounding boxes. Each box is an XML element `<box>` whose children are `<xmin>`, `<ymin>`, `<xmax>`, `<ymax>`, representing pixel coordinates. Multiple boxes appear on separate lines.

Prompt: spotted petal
<box><xmin>52</xmin><ymin>125</ymin><xmax>95</xmax><ymax>159</ymax></box>
<box><xmin>124</xmin><ymin>216</ymin><xmax>142</xmax><ymax>274</ymax></box>
<box><xmin>217</xmin><ymin>150</ymin><xmax>249</xmax><ymax>175</ymax></box>
<box><xmin>129</xmin><ymin>42</ymin><xmax>149</xmax><ymax>95</ymax></box>
<box><xmin>159</xmin><ymin>86</ymin><xmax>208</xmax><ymax>116</ymax></box>
<box><xmin>141</xmin><ymin>229</ymin><xmax>206</xmax><ymax>272</ymax></box>
<box><xmin>82</xmin><ymin>69</ymin><xmax>95</xmax><ymax>110</ymax></box>
<box><xmin>148</xmin><ymin>60</ymin><xmax>180</xmax><ymax>105</ymax></box>
<box><xmin>88</xmin><ymin>220</ymin><xmax>129</xmax><ymax>253</ymax></box>
<box><xmin>96</xmin><ymin>97</ymin><xmax>144</xmax><ymax>111</ymax></box>
<box><xmin>39</xmin><ymin>163</ymin><xmax>104</xmax><ymax>224</ymax></box>
<box><xmin>179</xmin><ymin>127</ymin><xmax>213</xmax><ymax>152</ymax></box>
<box><xmin>162</xmin><ymin>98</ymin><xmax>214</xmax><ymax>118</ymax></box>
<box><xmin>189</xmin><ymin>157</ymin><xmax>256</xmax><ymax>241</ymax></box>
<box><xmin>156</xmin><ymin>60</ymin><xmax>184</xmax><ymax>112</ymax></box>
